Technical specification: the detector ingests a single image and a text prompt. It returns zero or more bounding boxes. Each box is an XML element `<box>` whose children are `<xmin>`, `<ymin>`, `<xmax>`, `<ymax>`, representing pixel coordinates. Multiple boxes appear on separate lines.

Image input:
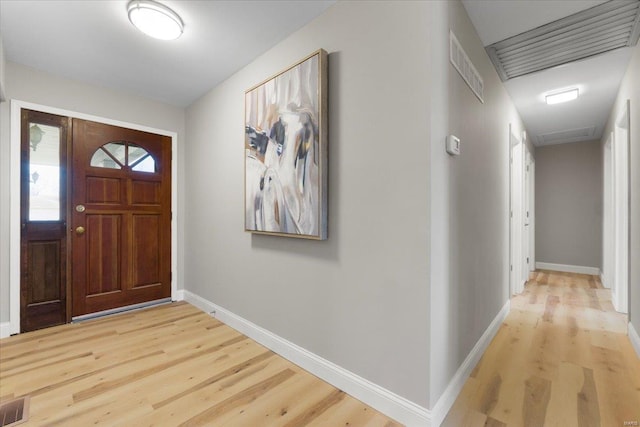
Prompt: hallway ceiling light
<box><xmin>546</xmin><ymin>88</ymin><xmax>579</xmax><ymax>105</ymax></box>
<box><xmin>127</xmin><ymin>0</ymin><xmax>183</xmax><ymax>40</ymax></box>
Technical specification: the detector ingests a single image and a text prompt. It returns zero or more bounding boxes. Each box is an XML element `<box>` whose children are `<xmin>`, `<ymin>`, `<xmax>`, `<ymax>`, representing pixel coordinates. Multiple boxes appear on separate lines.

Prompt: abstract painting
<box><xmin>244</xmin><ymin>49</ymin><xmax>328</xmax><ymax>239</ymax></box>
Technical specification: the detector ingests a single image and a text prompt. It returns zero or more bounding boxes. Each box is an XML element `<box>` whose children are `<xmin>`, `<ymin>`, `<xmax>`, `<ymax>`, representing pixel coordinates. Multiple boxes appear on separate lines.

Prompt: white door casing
<box><xmin>523</xmin><ymin>146</ymin><xmax>531</xmax><ymax>279</ymax></box>
<box><xmin>9</xmin><ymin>100</ymin><xmax>180</xmax><ymax>335</ymax></box>
<box><xmin>528</xmin><ymin>154</ymin><xmax>535</xmax><ymax>273</ymax></box>
<box><xmin>612</xmin><ymin>100</ymin><xmax>630</xmax><ymax>314</ymax></box>
<box><xmin>510</xmin><ymin>125</ymin><xmax>525</xmax><ymax>296</ymax></box>
<box><xmin>603</xmin><ymin>132</ymin><xmax>614</xmax><ymax>290</ymax></box>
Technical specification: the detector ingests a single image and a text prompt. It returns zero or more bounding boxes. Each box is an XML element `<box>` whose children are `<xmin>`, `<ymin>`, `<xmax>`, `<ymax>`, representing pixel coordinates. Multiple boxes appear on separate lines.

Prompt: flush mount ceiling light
<box><xmin>127</xmin><ymin>0</ymin><xmax>183</xmax><ymax>40</ymax></box>
<box><xmin>546</xmin><ymin>88</ymin><xmax>579</xmax><ymax>105</ymax></box>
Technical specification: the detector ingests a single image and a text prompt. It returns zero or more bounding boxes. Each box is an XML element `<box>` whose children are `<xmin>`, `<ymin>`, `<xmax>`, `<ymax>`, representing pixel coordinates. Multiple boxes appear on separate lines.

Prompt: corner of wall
<box><xmin>0</xmin><ymin>321</ymin><xmax>10</xmax><ymax>338</ymax></box>
<box><xmin>429</xmin><ymin>0</ymin><xmax>527</xmax><ymax>415</ymax></box>
<box><xmin>428</xmin><ymin>0</ymin><xmax>452</xmax><ymax>411</ymax></box>
<box><xmin>0</xmin><ymin>33</ymin><xmax>6</xmax><ymax>102</ymax></box>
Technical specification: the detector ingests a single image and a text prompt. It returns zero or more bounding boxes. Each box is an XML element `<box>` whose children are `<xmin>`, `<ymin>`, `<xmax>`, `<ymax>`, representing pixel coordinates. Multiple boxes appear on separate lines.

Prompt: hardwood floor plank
<box><xmin>616</xmin><ymin>333</ymin><xmax>640</xmax><ymax>406</ymax></box>
<box><xmin>177</xmin><ymin>369</ymin><xmax>297</xmax><ymax>426</ymax></box>
<box><xmin>0</xmin><ymin>351</ymin><xmax>93</xmax><ymax>379</ymax></box>
<box><xmin>577</xmin><ymin>367</ymin><xmax>600</xmax><ymax>427</ymax></box>
<box><xmin>544</xmin><ymin>361</ymin><xmax>582</xmax><ymax>427</ymax></box>
<box><xmin>305</xmin><ymin>395</ymin><xmax>399</xmax><ymax>427</ymax></box>
<box><xmin>281</xmin><ymin>388</ymin><xmax>347</xmax><ymax>427</ymax></box>
<box><xmin>522</xmin><ymin>375</ymin><xmax>551</xmax><ymax>427</ymax></box>
<box><xmin>217</xmin><ymin>366</ymin><xmax>330</xmax><ymax>426</ymax></box>
<box><xmin>478</xmin><ymin>373</ymin><xmax>502</xmax><ymax>414</ymax></box>
<box><xmin>0</xmin><ymin>302</ymin><xmax>401</xmax><ymax>425</ymax></box>
<box><xmin>0</xmin><ymin>330</ymin><xmax>119</xmax><ymax>362</ymax></box>
<box><xmin>0</xmin><ymin>303</ymin><xmax>398</xmax><ymax>427</ymax></box>
<box><xmin>152</xmin><ymin>350</ymin><xmax>275</xmax><ymax>409</ymax></box>
<box><xmin>485</xmin><ymin>416</ymin><xmax>507</xmax><ymax>427</ymax></box>
<box><xmin>145</xmin><ymin>340</ymin><xmax>268</xmax><ymax>406</ymax></box>
<box><xmin>72</xmin><ymin>335</ymin><xmax>249</xmax><ymax>402</ymax></box>
<box><xmin>542</xmin><ymin>295</ymin><xmax>560</xmax><ymax>323</ymax></box>
<box><xmin>591</xmin><ymin>344</ymin><xmax>639</xmax><ymax>426</ymax></box>
<box><xmin>443</xmin><ymin>271</ymin><xmax>640</xmax><ymax>426</ymax></box>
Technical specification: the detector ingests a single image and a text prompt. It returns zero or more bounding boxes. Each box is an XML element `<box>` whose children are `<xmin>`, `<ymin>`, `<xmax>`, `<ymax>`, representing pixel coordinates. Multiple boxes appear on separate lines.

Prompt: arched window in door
<box><xmin>90</xmin><ymin>141</ymin><xmax>156</xmax><ymax>173</ymax></box>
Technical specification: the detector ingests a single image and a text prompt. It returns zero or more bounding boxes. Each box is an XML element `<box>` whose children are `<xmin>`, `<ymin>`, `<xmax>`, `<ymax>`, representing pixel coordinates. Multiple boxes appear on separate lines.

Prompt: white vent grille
<box><xmin>486</xmin><ymin>0</ymin><xmax>640</xmax><ymax>81</ymax></box>
<box><xmin>450</xmin><ymin>30</ymin><xmax>484</xmax><ymax>103</ymax></box>
<box><xmin>536</xmin><ymin>126</ymin><xmax>597</xmax><ymax>146</ymax></box>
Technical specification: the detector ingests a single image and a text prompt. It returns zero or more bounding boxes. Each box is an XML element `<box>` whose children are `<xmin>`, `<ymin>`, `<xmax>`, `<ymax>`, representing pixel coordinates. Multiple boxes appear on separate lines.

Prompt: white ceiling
<box><xmin>0</xmin><ymin>0</ymin><xmax>335</xmax><ymax>107</ymax></box>
<box><xmin>462</xmin><ymin>0</ymin><xmax>634</xmax><ymax>146</ymax></box>
<box><xmin>1</xmin><ymin>0</ymin><xmax>634</xmax><ymax>145</ymax></box>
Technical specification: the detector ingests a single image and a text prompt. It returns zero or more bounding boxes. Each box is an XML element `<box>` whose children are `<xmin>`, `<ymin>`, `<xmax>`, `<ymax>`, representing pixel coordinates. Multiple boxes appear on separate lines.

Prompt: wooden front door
<box><xmin>71</xmin><ymin>119</ymin><xmax>171</xmax><ymax>316</ymax></box>
<box><xmin>20</xmin><ymin>110</ymin><xmax>71</xmax><ymax>332</ymax></box>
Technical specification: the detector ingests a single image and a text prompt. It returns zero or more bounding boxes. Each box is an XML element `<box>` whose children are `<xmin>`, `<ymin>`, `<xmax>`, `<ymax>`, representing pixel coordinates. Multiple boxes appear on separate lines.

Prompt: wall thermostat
<box><xmin>446</xmin><ymin>135</ymin><xmax>461</xmax><ymax>156</ymax></box>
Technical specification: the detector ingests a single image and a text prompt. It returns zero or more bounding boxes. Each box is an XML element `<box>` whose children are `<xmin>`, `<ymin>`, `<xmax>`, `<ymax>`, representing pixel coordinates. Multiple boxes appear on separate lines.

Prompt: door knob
<box><xmin>75</xmin><ymin>226</ymin><xmax>85</xmax><ymax>235</ymax></box>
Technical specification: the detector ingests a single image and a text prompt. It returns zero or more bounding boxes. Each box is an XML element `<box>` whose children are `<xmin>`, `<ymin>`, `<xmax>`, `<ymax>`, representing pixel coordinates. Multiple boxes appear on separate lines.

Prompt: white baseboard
<box><xmin>535</xmin><ymin>262</ymin><xmax>600</xmax><ymax>276</ymax></box>
<box><xmin>175</xmin><ymin>289</ymin><xmax>185</xmax><ymax>301</ymax></box>
<box><xmin>629</xmin><ymin>322</ymin><xmax>640</xmax><ymax>359</ymax></box>
<box><xmin>430</xmin><ymin>299</ymin><xmax>510</xmax><ymax>426</ymax></box>
<box><xmin>0</xmin><ymin>322</ymin><xmax>11</xmax><ymax>339</ymax></box>
<box><xmin>182</xmin><ymin>290</ymin><xmax>432</xmax><ymax>427</ymax></box>
<box><xmin>600</xmin><ymin>272</ymin><xmax>610</xmax><ymax>289</ymax></box>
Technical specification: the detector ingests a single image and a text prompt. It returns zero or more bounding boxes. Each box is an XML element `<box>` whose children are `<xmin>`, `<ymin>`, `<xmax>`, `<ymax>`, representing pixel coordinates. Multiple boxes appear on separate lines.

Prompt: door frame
<box><xmin>523</xmin><ymin>146</ymin><xmax>535</xmax><ymax>277</ymax></box>
<box><xmin>9</xmin><ymin>99</ymin><xmax>179</xmax><ymax>335</ymax></box>
<box><xmin>527</xmin><ymin>151</ymin><xmax>535</xmax><ymax>275</ymax></box>
<box><xmin>603</xmin><ymin>131</ymin><xmax>614</xmax><ymax>290</ymax></box>
<box><xmin>509</xmin><ymin>124</ymin><xmax>526</xmax><ymax>296</ymax></box>
<box><xmin>612</xmin><ymin>100</ymin><xmax>630</xmax><ymax>314</ymax></box>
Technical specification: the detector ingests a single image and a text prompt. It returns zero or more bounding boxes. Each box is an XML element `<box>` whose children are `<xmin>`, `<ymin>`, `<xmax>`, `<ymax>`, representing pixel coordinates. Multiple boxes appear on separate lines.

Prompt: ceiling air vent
<box><xmin>486</xmin><ymin>0</ymin><xmax>640</xmax><ymax>81</ymax></box>
<box><xmin>450</xmin><ymin>30</ymin><xmax>484</xmax><ymax>103</ymax></box>
<box><xmin>536</xmin><ymin>126</ymin><xmax>597</xmax><ymax>146</ymax></box>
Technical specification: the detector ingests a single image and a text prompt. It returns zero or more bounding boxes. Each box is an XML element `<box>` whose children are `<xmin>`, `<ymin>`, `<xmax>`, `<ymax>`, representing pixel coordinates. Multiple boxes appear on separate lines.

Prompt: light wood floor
<box><xmin>443</xmin><ymin>270</ymin><xmax>640</xmax><ymax>427</ymax></box>
<box><xmin>0</xmin><ymin>302</ymin><xmax>401</xmax><ymax>426</ymax></box>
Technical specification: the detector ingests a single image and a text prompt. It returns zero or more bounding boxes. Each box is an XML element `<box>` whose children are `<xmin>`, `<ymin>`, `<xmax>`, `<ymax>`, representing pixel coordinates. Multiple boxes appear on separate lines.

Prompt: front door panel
<box><xmin>20</xmin><ymin>110</ymin><xmax>70</xmax><ymax>332</ymax></box>
<box><xmin>71</xmin><ymin>119</ymin><xmax>171</xmax><ymax>316</ymax></box>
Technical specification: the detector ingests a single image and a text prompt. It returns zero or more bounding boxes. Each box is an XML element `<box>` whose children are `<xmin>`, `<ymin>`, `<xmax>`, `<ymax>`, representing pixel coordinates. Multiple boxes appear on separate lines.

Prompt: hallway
<box><xmin>443</xmin><ymin>270</ymin><xmax>640</xmax><ymax>426</ymax></box>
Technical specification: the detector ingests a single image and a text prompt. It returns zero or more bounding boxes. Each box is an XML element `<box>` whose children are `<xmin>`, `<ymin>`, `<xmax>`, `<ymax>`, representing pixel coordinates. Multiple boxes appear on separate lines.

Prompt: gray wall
<box><xmin>0</xmin><ymin>35</ymin><xmax>6</xmax><ymax>324</ymax></box>
<box><xmin>0</xmin><ymin>34</ymin><xmax>6</xmax><ymax>101</ymax></box>
<box><xmin>185</xmin><ymin>0</ymin><xmax>432</xmax><ymax>407</ymax></box>
<box><xmin>535</xmin><ymin>140</ymin><xmax>603</xmax><ymax>268</ymax></box>
<box><xmin>428</xmin><ymin>0</ymin><xmax>527</xmax><ymax>410</ymax></box>
<box><xmin>0</xmin><ymin>62</ymin><xmax>186</xmax><ymax>324</ymax></box>
<box><xmin>1</xmin><ymin>0</ymin><xmax>531</xmax><ymax>414</ymax></box>
<box><xmin>184</xmin><ymin>0</ymin><xmax>526</xmax><ymax>411</ymax></box>
<box><xmin>603</xmin><ymin>41</ymin><xmax>640</xmax><ymax>336</ymax></box>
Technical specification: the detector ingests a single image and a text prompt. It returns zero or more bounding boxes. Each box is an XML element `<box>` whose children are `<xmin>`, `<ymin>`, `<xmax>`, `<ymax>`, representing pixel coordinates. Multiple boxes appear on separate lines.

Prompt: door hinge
<box><xmin>527</xmin><ymin>257</ymin><xmax>529</xmax><ymax>264</ymax></box>
<box><xmin>510</xmin><ymin>265</ymin><xmax>513</xmax><ymax>271</ymax></box>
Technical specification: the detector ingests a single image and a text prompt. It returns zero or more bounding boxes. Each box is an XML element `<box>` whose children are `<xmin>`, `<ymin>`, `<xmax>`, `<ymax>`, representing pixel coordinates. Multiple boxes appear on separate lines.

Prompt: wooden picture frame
<box><xmin>244</xmin><ymin>49</ymin><xmax>328</xmax><ymax>240</ymax></box>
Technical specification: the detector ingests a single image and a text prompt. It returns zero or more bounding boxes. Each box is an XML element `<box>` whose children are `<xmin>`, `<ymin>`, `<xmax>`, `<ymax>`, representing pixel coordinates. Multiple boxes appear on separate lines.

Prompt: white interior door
<box><xmin>510</xmin><ymin>126</ymin><xmax>524</xmax><ymax>296</ymax></box>
<box><xmin>603</xmin><ymin>132</ymin><xmax>614</xmax><ymax>290</ymax></box>
<box><xmin>523</xmin><ymin>149</ymin><xmax>531</xmax><ymax>280</ymax></box>
<box><xmin>613</xmin><ymin>101</ymin><xmax>630</xmax><ymax>314</ymax></box>
<box><xmin>528</xmin><ymin>156</ymin><xmax>535</xmax><ymax>273</ymax></box>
